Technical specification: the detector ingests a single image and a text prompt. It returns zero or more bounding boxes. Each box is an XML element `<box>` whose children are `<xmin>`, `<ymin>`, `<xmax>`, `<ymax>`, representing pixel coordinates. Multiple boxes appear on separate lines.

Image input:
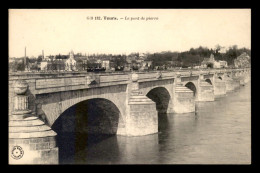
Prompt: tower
<box><xmin>69</xmin><ymin>50</ymin><xmax>74</xmax><ymax>59</ymax></box>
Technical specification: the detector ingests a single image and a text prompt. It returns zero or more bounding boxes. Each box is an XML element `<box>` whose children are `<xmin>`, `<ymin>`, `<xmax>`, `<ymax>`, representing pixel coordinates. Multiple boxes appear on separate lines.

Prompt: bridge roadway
<box><xmin>8</xmin><ymin>68</ymin><xmax>251</xmax><ymax>164</ymax></box>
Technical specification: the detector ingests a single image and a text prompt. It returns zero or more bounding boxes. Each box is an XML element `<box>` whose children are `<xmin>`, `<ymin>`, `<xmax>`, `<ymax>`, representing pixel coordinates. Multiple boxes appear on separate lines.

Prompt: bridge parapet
<box><xmin>9</xmin><ymin>68</ymin><xmax>247</xmax><ymax>81</ymax></box>
<box><xmin>136</xmin><ymin>71</ymin><xmax>176</xmax><ymax>82</ymax></box>
<box><xmin>9</xmin><ymin>68</ymin><xmax>249</xmax><ymax>95</ymax></box>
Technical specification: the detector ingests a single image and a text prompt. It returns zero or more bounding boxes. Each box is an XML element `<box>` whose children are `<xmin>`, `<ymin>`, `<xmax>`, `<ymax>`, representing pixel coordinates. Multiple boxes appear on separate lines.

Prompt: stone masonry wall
<box><xmin>214</xmin><ymin>80</ymin><xmax>226</xmax><ymax>96</ymax></box>
<box><xmin>126</xmin><ymin>103</ymin><xmax>157</xmax><ymax>136</ymax></box>
<box><xmin>173</xmin><ymin>90</ymin><xmax>195</xmax><ymax>113</ymax></box>
<box><xmin>9</xmin><ymin>133</ymin><xmax>58</xmax><ymax>164</ymax></box>
<box><xmin>198</xmin><ymin>85</ymin><xmax>214</xmax><ymax>101</ymax></box>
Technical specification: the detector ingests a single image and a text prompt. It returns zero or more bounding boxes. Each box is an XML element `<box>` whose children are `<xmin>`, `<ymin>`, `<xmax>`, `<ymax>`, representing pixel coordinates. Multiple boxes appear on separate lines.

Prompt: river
<box><xmin>64</xmin><ymin>81</ymin><xmax>251</xmax><ymax>164</ymax></box>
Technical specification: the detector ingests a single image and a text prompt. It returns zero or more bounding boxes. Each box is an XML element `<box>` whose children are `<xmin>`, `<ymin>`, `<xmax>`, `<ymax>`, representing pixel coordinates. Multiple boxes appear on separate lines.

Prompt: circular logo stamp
<box><xmin>11</xmin><ymin>146</ymin><xmax>24</xmax><ymax>160</ymax></box>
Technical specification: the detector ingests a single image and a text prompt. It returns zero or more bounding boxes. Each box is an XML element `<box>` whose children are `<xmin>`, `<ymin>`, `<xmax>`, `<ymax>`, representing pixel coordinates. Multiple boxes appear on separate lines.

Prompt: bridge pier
<box><xmin>233</xmin><ymin>78</ymin><xmax>241</xmax><ymax>89</ymax></box>
<box><xmin>237</xmin><ymin>72</ymin><xmax>246</xmax><ymax>85</ymax></box>
<box><xmin>197</xmin><ymin>74</ymin><xmax>214</xmax><ymax>101</ymax></box>
<box><xmin>225</xmin><ymin>75</ymin><xmax>235</xmax><ymax>92</ymax></box>
<box><xmin>173</xmin><ymin>86</ymin><xmax>195</xmax><ymax>113</ymax></box>
<box><xmin>173</xmin><ymin>75</ymin><xmax>195</xmax><ymax>113</ymax></box>
<box><xmin>124</xmin><ymin>73</ymin><xmax>158</xmax><ymax>136</ymax></box>
<box><xmin>213</xmin><ymin>75</ymin><xmax>226</xmax><ymax>96</ymax></box>
<box><xmin>244</xmin><ymin>71</ymin><xmax>251</xmax><ymax>84</ymax></box>
<box><xmin>166</xmin><ymin>100</ymin><xmax>175</xmax><ymax>114</ymax></box>
<box><xmin>239</xmin><ymin>73</ymin><xmax>246</xmax><ymax>85</ymax></box>
<box><xmin>126</xmin><ymin>91</ymin><xmax>158</xmax><ymax>136</ymax></box>
<box><xmin>236</xmin><ymin>72</ymin><xmax>244</xmax><ymax>85</ymax></box>
<box><xmin>9</xmin><ymin>80</ymin><xmax>58</xmax><ymax>164</ymax></box>
<box><xmin>240</xmin><ymin>79</ymin><xmax>245</xmax><ymax>85</ymax></box>
<box><xmin>232</xmin><ymin>72</ymin><xmax>241</xmax><ymax>90</ymax></box>
<box><xmin>214</xmin><ymin>82</ymin><xmax>226</xmax><ymax>96</ymax></box>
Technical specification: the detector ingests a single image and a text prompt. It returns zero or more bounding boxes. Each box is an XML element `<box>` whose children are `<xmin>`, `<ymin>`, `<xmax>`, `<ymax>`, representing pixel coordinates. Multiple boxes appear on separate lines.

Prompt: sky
<box><xmin>9</xmin><ymin>9</ymin><xmax>251</xmax><ymax>58</ymax></box>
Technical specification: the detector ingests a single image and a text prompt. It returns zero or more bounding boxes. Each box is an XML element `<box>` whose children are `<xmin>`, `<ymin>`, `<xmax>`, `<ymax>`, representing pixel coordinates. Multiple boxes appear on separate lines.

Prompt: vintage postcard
<box><xmin>8</xmin><ymin>9</ymin><xmax>251</xmax><ymax>164</ymax></box>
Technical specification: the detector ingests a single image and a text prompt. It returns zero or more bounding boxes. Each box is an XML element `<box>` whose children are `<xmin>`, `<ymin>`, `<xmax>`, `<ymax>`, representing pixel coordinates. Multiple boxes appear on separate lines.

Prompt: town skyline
<box><xmin>9</xmin><ymin>44</ymin><xmax>250</xmax><ymax>59</ymax></box>
<box><xmin>9</xmin><ymin>9</ymin><xmax>250</xmax><ymax>58</ymax></box>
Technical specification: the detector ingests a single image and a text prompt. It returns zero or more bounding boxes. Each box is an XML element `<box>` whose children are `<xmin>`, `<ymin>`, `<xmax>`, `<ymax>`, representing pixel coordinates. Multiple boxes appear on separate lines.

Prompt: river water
<box><xmin>70</xmin><ymin>81</ymin><xmax>251</xmax><ymax>164</ymax></box>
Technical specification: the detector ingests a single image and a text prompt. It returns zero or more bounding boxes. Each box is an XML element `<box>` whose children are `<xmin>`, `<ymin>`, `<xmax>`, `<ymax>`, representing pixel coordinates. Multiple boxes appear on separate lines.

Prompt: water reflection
<box><xmin>116</xmin><ymin>135</ymin><xmax>159</xmax><ymax>164</ymax></box>
<box><xmin>76</xmin><ymin>134</ymin><xmax>121</xmax><ymax>164</ymax></box>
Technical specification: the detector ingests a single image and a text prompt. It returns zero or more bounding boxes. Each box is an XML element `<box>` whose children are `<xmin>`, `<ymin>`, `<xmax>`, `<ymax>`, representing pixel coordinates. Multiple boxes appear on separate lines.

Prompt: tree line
<box><xmin>146</xmin><ymin>45</ymin><xmax>251</xmax><ymax>68</ymax></box>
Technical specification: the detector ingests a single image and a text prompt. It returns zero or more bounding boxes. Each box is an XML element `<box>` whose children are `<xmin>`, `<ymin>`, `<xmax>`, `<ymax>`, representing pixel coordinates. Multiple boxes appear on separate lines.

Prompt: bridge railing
<box><xmin>9</xmin><ymin>67</ymin><xmax>249</xmax><ymax>82</ymax></box>
<box><xmin>9</xmin><ymin>67</ymin><xmax>249</xmax><ymax>74</ymax></box>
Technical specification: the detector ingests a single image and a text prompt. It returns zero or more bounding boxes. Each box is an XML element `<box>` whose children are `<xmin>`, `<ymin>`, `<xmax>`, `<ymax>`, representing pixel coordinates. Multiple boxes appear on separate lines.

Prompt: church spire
<box><xmin>69</xmin><ymin>50</ymin><xmax>74</xmax><ymax>59</ymax></box>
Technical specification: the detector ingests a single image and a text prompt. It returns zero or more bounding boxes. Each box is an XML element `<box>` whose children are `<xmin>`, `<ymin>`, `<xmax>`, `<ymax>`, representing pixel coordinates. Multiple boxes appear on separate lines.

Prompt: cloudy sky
<box><xmin>9</xmin><ymin>9</ymin><xmax>251</xmax><ymax>58</ymax></box>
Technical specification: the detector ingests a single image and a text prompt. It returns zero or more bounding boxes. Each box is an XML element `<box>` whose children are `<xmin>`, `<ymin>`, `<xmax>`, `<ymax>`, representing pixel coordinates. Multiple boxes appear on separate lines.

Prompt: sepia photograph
<box><xmin>8</xmin><ymin>9</ymin><xmax>251</xmax><ymax>165</ymax></box>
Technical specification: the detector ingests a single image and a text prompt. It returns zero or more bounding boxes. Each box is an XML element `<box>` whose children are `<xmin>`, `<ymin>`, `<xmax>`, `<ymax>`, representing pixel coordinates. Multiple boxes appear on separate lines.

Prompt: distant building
<box><xmin>124</xmin><ymin>58</ymin><xmax>132</xmax><ymax>71</ymax></box>
<box><xmin>96</xmin><ymin>59</ymin><xmax>102</xmax><ymax>64</ymax></box>
<box><xmin>101</xmin><ymin>60</ymin><xmax>110</xmax><ymax>69</ymax></box>
<box><xmin>141</xmin><ymin>60</ymin><xmax>152</xmax><ymax>68</ymax></box>
<box><xmin>65</xmin><ymin>51</ymin><xmax>77</xmax><ymax>71</ymax></box>
<box><xmin>40</xmin><ymin>52</ymin><xmax>48</xmax><ymax>71</ymax></box>
<box><xmin>201</xmin><ymin>54</ymin><xmax>228</xmax><ymax>68</ymax></box>
<box><xmin>218</xmin><ymin>60</ymin><xmax>228</xmax><ymax>68</ymax></box>
<box><xmin>201</xmin><ymin>54</ymin><xmax>215</xmax><ymax>68</ymax></box>
<box><xmin>53</xmin><ymin>59</ymin><xmax>66</xmax><ymax>71</ymax></box>
<box><xmin>213</xmin><ymin>61</ymin><xmax>221</xmax><ymax>68</ymax></box>
<box><xmin>40</xmin><ymin>60</ymin><xmax>50</xmax><ymax>71</ymax></box>
<box><xmin>74</xmin><ymin>56</ymin><xmax>88</xmax><ymax>71</ymax></box>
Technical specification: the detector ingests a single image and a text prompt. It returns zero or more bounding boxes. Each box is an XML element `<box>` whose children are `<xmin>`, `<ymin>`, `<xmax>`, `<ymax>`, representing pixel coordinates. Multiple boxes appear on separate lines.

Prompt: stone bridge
<box><xmin>8</xmin><ymin>68</ymin><xmax>251</xmax><ymax>164</ymax></box>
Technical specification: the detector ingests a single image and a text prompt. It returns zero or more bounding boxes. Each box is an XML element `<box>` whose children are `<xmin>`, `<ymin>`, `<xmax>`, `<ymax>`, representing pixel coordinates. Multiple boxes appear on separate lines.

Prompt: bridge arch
<box><xmin>205</xmin><ymin>79</ymin><xmax>213</xmax><ymax>85</ymax></box>
<box><xmin>207</xmin><ymin>64</ymin><xmax>213</xmax><ymax>68</ymax></box>
<box><xmin>146</xmin><ymin>87</ymin><xmax>171</xmax><ymax>114</ymax></box>
<box><xmin>51</xmin><ymin>98</ymin><xmax>124</xmax><ymax>164</ymax></box>
<box><xmin>38</xmin><ymin>86</ymin><xmax>127</xmax><ymax>128</ymax></box>
<box><xmin>184</xmin><ymin>82</ymin><xmax>197</xmax><ymax>97</ymax></box>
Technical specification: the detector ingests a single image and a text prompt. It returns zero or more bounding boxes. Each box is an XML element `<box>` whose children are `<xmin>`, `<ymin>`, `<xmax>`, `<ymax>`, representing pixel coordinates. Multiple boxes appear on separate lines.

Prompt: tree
<box><xmin>9</xmin><ymin>61</ymin><xmax>18</xmax><ymax>72</ymax></box>
<box><xmin>30</xmin><ymin>62</ymin><xmax>39</xmax><ymax>71</ymax></box>
<box><xmin>215</xmin><ymin>44</ymin><xmax>222</xmax><ymax>54</ymax></box>
<box><xmin>17</xmin><ymin>62</ymin><xmax>25</xmax><ymax>71</ymax></box>
<box><xmin>225</xmin><ymin>45</ymin><xmax>239</xmax><ymax>66</ymax></box>
<box><xmin>37</xmin><ymin>56</ymin><xmax>43</xmax><ymax>63</ymax></box>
